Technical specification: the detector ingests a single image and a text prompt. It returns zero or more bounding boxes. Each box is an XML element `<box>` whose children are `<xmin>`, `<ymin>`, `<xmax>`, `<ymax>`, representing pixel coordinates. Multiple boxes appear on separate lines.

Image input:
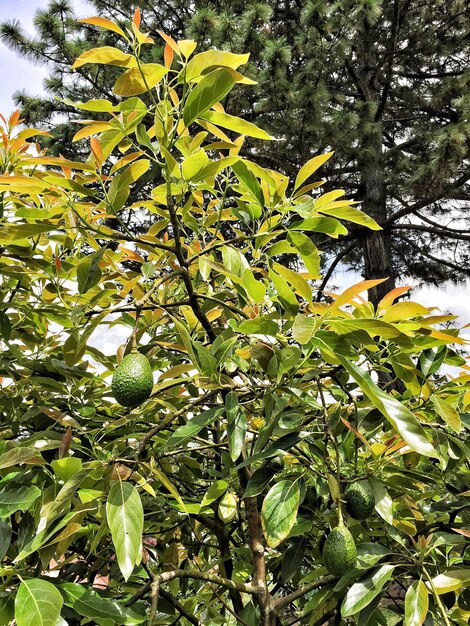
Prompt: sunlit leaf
<box><xmin>261</xmin><ymin>480</ymin><xmax>300</xmax><ymax>548</ymax></box>
<box><xmin>404</xmin><ymin>580</ymin><xmax>428</xmax><ymax>626</ymax></box>
<box><xmin>15</xmin><ymin>579</ymin><xmax>63</xmax><ymax>626</ymax></box>
<box><xmin>106</xmin><ymin>481</ymin><xmax>144</xmax><ymax>582</ymax></box>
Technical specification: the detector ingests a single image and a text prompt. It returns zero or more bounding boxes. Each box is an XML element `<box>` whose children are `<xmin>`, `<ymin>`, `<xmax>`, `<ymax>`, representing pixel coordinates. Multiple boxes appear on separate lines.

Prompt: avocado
<box><xmin>112</xmin><ymin>352</ymin><xmax>153</xmax><ymax>407</ymax></box>
<box><xmin>344</xmin><ymin>480</ymin><xmax>375</xmax><ymax>520</ymax></box>
<box><xmin>322</xmin><ymin>525</ymin><xmax>357</xmax><ymax>577</ymax></box>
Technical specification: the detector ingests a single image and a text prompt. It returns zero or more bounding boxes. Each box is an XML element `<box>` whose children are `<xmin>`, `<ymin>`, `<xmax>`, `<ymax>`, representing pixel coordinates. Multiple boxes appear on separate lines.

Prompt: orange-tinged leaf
<box><xmin>157</xmin><ymin>31</ymin><xmax>179</xmax><ymax>54</ymax></box>
<box><xmin>377</xmin><ymin>286</ymin><xmax>413</xmax><ymax>313</ymax></box>
<box><xmin>340</xmin><ymin>416</ymin><xmax>371</xmax><ymax>449</ymax></box>
<box><xmin>451</xmin><ymin>528</ymin><xmax>470</xmax><ymax>538</ymax></box>
<box><xmin>110</xmin><ymin>151</ymin><xmax>144</xmax><ymax>174</ymax></box>
<box><xmin>426</xmin><ymin>328</ymin><xmax>467</xmax><ymax>345</ymax></box>
<box><xmin>133</xmin><ymin>7</ymin><xmax>141</xmax><ymax>28</ymax></box>
<box><xmin>79</xmin><ymin>16</ymin><xmax>126</xmax><ymax>38</ymax></box>
<box><xmin>327</xmin><ymin>279</ymin><xmax>387</xmax><ymax>313</ymax></box>
<box><xmin>119</xmin><ymin>247</ymin><xmax>145</xmax><ymax>263</ymax></box>
<box><xmin>164</xmin><ymin>43</ymin><xmax>174</xmax><ymax>68</ymax></box>
<box><xmin>90</xmin><ymin>137</ymin><xmax>103</xmax><ymax>166</ymax></box>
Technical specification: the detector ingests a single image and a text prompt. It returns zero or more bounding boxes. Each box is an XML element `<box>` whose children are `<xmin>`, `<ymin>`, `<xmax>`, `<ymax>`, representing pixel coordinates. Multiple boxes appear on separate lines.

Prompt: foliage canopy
<box><xmin>0</xmin><ymin>10</ymin><xmax>469</xmax><ymax>626</ymax></box>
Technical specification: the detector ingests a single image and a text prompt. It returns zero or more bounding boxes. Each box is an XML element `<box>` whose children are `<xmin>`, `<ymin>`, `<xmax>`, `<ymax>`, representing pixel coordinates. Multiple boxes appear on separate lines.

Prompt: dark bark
<box><xmin>356</xmin><ymin>15</ymin><xmax>396</xmax><ymax>307</ymax></box>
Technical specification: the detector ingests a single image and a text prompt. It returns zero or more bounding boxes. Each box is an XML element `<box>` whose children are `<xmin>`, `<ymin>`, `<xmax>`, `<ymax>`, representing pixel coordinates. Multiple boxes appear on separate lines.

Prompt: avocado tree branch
<box><xmin>274</xmin><ymin>575</ymin><xmax>335</xmax><ymax>610</ymax></box>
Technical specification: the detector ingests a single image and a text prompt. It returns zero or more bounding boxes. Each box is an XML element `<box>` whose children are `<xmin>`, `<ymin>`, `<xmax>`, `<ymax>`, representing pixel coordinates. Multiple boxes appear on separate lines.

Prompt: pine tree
<box><xmin>2</xmin><ymin>0</ymin><xmax>469</xmax><ymax>304</ymax></box>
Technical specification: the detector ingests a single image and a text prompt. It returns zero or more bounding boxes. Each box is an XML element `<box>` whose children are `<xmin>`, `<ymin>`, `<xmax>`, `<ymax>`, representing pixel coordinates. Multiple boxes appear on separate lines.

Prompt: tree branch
<box><xmin>316</xmin><ymin>242</ymin><xmax>356</xmax><ymax>301</ymax></box>
<box><xmin>274</xmin><ymin>575</ymin><xmax>335</xmax><ymax>610</ymax></box>
<box><xmin>391</xmin><ymin>222</ymin><xmax>470</xmax><ymax>242</ymax></box>
<box><xmin>156</xmin><ymin>568</ymin><xmax>256</xmax><ymax>594</ymax></box>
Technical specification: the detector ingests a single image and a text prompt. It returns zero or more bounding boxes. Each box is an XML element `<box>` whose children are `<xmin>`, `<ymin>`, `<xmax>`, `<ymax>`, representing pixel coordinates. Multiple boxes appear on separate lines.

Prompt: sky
<box><xmin>0</xmin><ymin>0</ymin><xmax>469</xmax><ymax>351</ymax></box>
<box><xmin>0</xmin><ymin>0</ymin><xmax>92</xmax><ymax>114</ymax></box>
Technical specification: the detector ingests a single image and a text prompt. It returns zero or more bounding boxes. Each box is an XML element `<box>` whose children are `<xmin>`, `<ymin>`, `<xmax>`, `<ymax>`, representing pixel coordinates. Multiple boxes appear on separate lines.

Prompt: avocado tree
<box><xmin>0</xmin><ymin>10</ymin><xmax>469</xmax><ymax>626</ymax></box>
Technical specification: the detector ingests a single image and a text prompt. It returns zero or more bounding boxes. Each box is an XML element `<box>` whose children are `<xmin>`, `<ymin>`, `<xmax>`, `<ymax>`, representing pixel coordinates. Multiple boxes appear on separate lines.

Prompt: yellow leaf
<box><xmin>73</xmin><ymin>122</ymin><xmax>111</xmax><ymax>143</ymax></box>
<box><xmin>177</xmin><ymin>39</ymin><xmax>197</xmax><ymax>58</ymax></box>
<box><xmin>79</xmin><ymin>16</ymin><xmax>127</xmax><ymax>38</ymax></box>
<box><xmin>185</xmin><ymin>50</ymin><xmax>250</xmax><ymax>81</ymax></box>
<box><xmin>72</xmin><ymin>46</ymin><xmax>136</xmax><ymax>69</ymax></box>
<box><xmin>382</xmin><ymin>301</ymin><xmax>429</xmax><ymax>322</ymax></box>
<box><xmin>294</xmin><ymin>152</ymin><xmax>334</xmax><ymax>191</ymax></box>
<box><xmin>113</xmin><ymin>63</ymin><xmax>168</xmax><ymax>96</ymax></box>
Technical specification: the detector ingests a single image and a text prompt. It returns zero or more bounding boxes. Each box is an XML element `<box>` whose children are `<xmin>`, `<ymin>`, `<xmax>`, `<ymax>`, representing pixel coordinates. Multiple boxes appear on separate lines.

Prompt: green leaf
<box><xmin>404</xmin><ymin>580</ymin><xmax>428</xmax><ymax>626</ymax></box>
<box><xmin>272</xmin><ymin>262</ymin><xmax>312</xmax><ymax>302</ymax></box>
<box><xmin>77</xmin><ymin>248</ymin><xmax>107</xmax><ymax>294</ymax></box>
<box><xmin>237</xmin><ymin>433</ymin><xmax>304</xmax><ymax>469</ymax></box>
<box><xmin>0</xmin><ymin>520</ymin><xmax>11</xmax><ymax>561</ymax></box>
<box><xmin>419</xmin><ymin>346</ymin><xmax>447</xmax><ymax>376</ymax></box>
<box><xmin>427</xmin><ymin>569</ymin><xmax>470</xmax><ymax>594</ymax></box>
<box><xmin>62</xmin><ymin>331</ymin><xmax>85</xmax><ymax>366</ymax></box>
<box><xmin>290</xmin><ymin>216</ymin><xmax>348</xmax><ymax>238</ymax></box>
<box><xmin>292</xmin><ymin>314</ymin><xmax>317</xmax><ymax>344</ymax></box>
<box><xmin>232</xmin><ymin>161</ymin><xmax>264</xmax><ymax>207</ymax></box>
<box><xmin>327</xmin><ymin>352</ymin><xmax>437</xmax><ymax>458</ymax></box>
<box><xmin>183</xmin><ymin>68</ymin><xmax>236</xmax><ymax>126</ymax></box>
<box><xmin>68</xmin><ymin>100</ymin><xmax>120</xmax><ymax>114</ymax></box>
<box><xmin>201</xmin><ymin>480</ymin><xmax>228</xmax><ymax>508</ymax></box>
<box><xmin>200</xmin><ymin>110</ymin><xmax>273</xmax><ymax>140</ymax></box>
<box><xmin>0</xmin><ymin>593</ymin><xmax>14</xmax><ymax>626</ymax></box>
<box><xmin>261</xmin><ymin>480</ymin><xmax>300</xmax><ymax>548</ymax></box>
<box><xmin>106</xmin><ymin>482</ymin><xmax>144</xmax><ymax>581</ymax></box>
<box><xmin>238</xmin><ymin>318</ymin><xmax>278</xmax><ymax>337</ymax></box>
<box><xmin>108</xmin><ymin>159</ymin><xmax>150</xmax><ymax>211</ymax></box>
<box><xmin>59</xmin><ymin>582</ymin><xmax>145</xmax><ymax>624</ymax></box>
<box><xmin>0</xmin><ymin>486</ymin><xmax>41</xmax><ymax>518</ymax></box>
<box><xmin>15</xmin><ymin>578</ymin><xmax>64</xmax><ymax>626</ymax></box>
<box><xmin>370</xmin><ymin>479</ymin><xmax>394</xmax><ymax>525</ymax></box>
<box><xmin>430</xmin><ymin>396</ymin><xmax>461</xmax><ymax>432</ymax></box>
<box><xmin>243</xmin><ymin>467</ymin><xmax>275</xmax><ymax>498</ymax></box>
<box><xmin>282</xmin><ymin>539</ymin><xmax>306</xmax><ymax>582</ymax></box>
<box><xmin>165</xmin><ymin>408</ymin><xmax>224</xmax><ymax>448</ymax></box>
<box><xmin>341</xmin><ymin>564</ymin><xmax>395</xmax><ymax>617</ymax></box>
<box><xmin>318</xmin><ymin>204</ymin><xmax>381</xmax><ymax>230</ymax></box>
<box><xmin>269</xmin><ymin>267</ymin><xmax>299</xmax><ymax>314</ymax></box>
<box><xmin>226</xmin><ymin>392</ymin><xmax>247</xmax><ymax>462</ymax></box>
<box><xmin>113</xmin><ymin>64</ymin><xmax>168</xmax><ymax>96</ymax></box>
<box><xmin>242</xmin><ymin>268</ymin><xmax>266</xmax><ymax>303</ymax></box>
<box><xmin>0</xmin><ymin>312</ymin><xmax>11</xmax><ymax>341</ymax></box>
<box><xmin>294</xmin><ymin>152</ymin><xmax>333</xmax><ymax>190</ymax></box>
<box><xmin>51</xmin><ymin>457</ymin><xmax>83</xmax><ymax>483</ymax></box>
<box><xmin>0</xmin><ymin>447</ymin><xmax>44</xmax><ymax>469</ymax></box>
<box><xmin>0</xmin><ymin>224</ymin><xmax>56</xmax><ymax>244</ymax></box>
<box><xmin>287</xmin><ymin>232</ymin><xmax>321</xmax><ymax>277</ymax></box>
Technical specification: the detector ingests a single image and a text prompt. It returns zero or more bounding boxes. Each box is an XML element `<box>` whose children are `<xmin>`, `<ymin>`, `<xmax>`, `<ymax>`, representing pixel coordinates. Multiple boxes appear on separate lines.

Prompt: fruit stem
<box><xmin>422</xmin><ymin>566</ymin><xmax>452</xmax><ymax>626</ymax></box>
<box><xmin>130</xmin><ymin>307</ymin><xmax>141</xmax><ymax>351</ymax></box>
<box><xmin>317</xmin><ymin>378</ymin><xmax>344</xmax><ymax>526</ymax></box>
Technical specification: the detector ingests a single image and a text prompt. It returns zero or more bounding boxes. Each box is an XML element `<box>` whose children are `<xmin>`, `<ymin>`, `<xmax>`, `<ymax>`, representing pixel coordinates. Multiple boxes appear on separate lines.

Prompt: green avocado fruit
<box><xmin>322</xmin><ymin>525</ymin><xmax>357</xmax><ymax>577</ymax></box>
<box><xmin>112</xmin><ymin>352</ymin><xmax>153</xmax><ymax>407</ymax></box>
<box><xmin>344</xmin><ymin>480</ymin><xmax>375</xmax><ymax>520</ymax></box>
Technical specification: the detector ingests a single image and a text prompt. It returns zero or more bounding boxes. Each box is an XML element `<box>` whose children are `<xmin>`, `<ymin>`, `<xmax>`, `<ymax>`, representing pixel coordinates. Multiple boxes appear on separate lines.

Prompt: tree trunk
<box><xmin>356</xmin><ymin>14</ymin><xmax>396</xmax><ymax>307</ymax></box>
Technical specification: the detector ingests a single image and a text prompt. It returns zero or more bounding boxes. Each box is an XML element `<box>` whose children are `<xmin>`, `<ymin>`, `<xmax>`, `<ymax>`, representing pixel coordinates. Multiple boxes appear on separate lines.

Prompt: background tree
<box><xmin>2</xmin><ymin>0</ymin><xmax>469</xmax><ymax>304</ymax></box>
<box><xmin>0</xmin><ymin>13</ymin><xmax>469</xmax><ymax>626</ymax></box>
